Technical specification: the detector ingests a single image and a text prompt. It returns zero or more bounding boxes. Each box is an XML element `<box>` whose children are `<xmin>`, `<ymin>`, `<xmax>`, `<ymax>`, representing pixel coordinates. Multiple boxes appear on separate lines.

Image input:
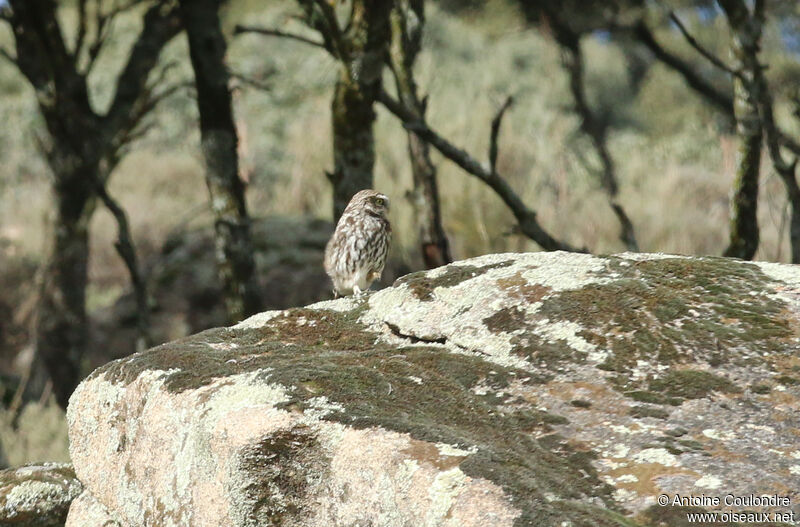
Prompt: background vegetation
<box><xmin>0</xmin><ymin>0</ymin><xmax>798</xmax><ymax>465</ymax></box>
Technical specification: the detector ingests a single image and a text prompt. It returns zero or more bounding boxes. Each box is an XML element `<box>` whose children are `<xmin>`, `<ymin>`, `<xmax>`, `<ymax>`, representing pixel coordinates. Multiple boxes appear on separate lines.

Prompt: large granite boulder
<box><xmin>66</xmin><ymin>252</ymin><xmax>800</xmax><ymax>526</ymax></box>
<box><xmin>0</xmin><ymin>463</ymin><xmax>82</xmax><ymax>526</ymax></box>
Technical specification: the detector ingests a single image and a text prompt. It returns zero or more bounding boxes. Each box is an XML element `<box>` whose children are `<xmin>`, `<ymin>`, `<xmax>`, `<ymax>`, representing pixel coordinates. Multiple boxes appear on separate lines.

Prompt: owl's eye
<box><xmin>374</xmin><ymin>198</ymin><xmax>385</xmax><ymax>206</ymax></box>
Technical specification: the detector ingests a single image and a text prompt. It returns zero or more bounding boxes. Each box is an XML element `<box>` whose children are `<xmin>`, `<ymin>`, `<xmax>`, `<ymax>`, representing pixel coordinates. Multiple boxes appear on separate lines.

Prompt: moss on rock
<box><xmin>97</xmin><ymin>303</ymin><xmax>384</xmax><ymax>393</ymax></box>
<box><xmin>648</xmin><ymin>370</ymin><xmax>742</xmax><ymax>400</ymax></box>
<box><xmin>235</xmin><ymin>427</ymin><xmax>326</xmax><ymax>525</ymax></box>
<box><xmin>535</xmin><ymin>257</ymin><xmax>795</xmax><ymax>374</ymax></box>
<box><xmin>624</xmin><ymin>390</ymin><xmax>683</xmax><ymax>406</ymax></box>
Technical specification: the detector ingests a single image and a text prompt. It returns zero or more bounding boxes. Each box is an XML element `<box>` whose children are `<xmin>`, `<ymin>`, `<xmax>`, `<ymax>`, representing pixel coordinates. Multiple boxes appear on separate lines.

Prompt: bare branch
<box><xmin>98</xmin><ymin>0</ymin><xmax>147</xmax><ymax>27</ymax></box>
<box><xmin>104</xmin><ymin>2</ymin><xmax>182</xmax><ymax>143</ymax></box>
<box><xmin>295</xmin><ymin>0</ymin><xmax>346</xmax><ymax>59</ymax></box>
<box><xmin>145</xmin><ymin>59</ymin><xmax>180</xmax><ymax>95</ymax></box>
<box><xmin>669</xmin><ymin>11</ymin><xmax>740</xmax><ymax>77</ymax></box>
<box><xmin>144</xmin><ymin>80</ymin><xmax>191</xmax><ymax>109</ymax></box>
<box><xmin>610</xmin><ymin>203</ymin><xmax>639</xmax><ymax>252</ymax></box>
<box><xmin>631</xmin><ymin>21</ymin><xmax>734</xmax><ymax>117</ymax></box>
<box><xmin>489</xmin><ymin>96</ymin><xmax>513</xmax><ymax>176</ymax></box>
<box><xmin>119</xmin><ymin>120</ymin><xmax>157</xmax><ymax>149</ymax></box>
<box><xmin>116</xmin><ymin>79</ymin><xmax>191</xmax><ymax>150</ymax></box>
<box><xmin>73</xmin><ymin>0</ymin><xmax>88</xmax><ymax>61</ymax></box>
<box><xmin>312</xmin><ymin>0</ymin><xmax>346</xmax><ymax>57</ymax></box>
<box><xmin>233</xmin><ymin>24</ymin><xmax>325</xmax><ymax>49</ymax></box>
<box><xmin>632</xmin><ymin>19</ymin><xmax>800</xmax><ymax>156</ymax></box>
<box><xmin>85</xmin><ymin>7</ymin><xmax>112</xmax><ymax>73</ymax></box>
<box><xmin>379</xmin><ymin>89</ymin><xmax>583</xmax><ymax>253</ymax></box>
<box><xmin>551</xmin><ymin>15</ymin><xmax>638</xmax><ymax>250</ymax></box>
<box><xmin>93</xmin><ymin>178</ymin><xmax>151</xmax><ymax>350</ymax></box>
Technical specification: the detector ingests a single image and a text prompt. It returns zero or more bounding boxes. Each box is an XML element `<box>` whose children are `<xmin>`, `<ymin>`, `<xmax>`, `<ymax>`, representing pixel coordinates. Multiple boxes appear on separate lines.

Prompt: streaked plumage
<box><xmin>324</xmin><ymin>189</ymin><xmax>392</xmax><ymax>297</ymax></box>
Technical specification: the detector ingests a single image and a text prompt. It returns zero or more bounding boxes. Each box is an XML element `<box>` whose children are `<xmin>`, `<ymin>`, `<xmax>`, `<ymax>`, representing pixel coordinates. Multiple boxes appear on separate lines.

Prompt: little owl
<box><xmin>324</xmin><ymin>189</ymin><xmax>391</xmax><ymax>297</ymax></box>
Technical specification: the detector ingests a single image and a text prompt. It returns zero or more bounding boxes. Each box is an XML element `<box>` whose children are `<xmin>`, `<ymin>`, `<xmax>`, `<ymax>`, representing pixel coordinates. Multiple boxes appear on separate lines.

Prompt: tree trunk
<box><xmin>9</xmin><ymin>0</ymin><xmax>97</xmax><ymax>407</ymax></box>
<box><xmin>329</xmin><ymin>0</ymin><xmax>392</xmax><ymax>220</ymax></box>
<box><xmin>330</xmin><ymin>74</ymin><xmax>379</xmax><ymax>220</ymax></box>
<box><xmin>180</xmin><ymin>0</ymin><xmax>260</xmax><ymax>323</ymax></box>
<box><xmin>407</xmin><ymin>133</ymin><xmax>452</xmax><ymax>267</ymax></box>
<box><xmin>722</xmin><ymin>112</ymin><xmax>762</xmax><ymax>259</ymax></box>
<box><xmin>388</xmin><ymin>0</ymin><xmax>451</xmax><ymax>268</ymax></box>
<box><xmin>720</xmin><ymin>0</ymin><xmax>763</xmax><ymax>260</ymax></box>
<box><xmin>787</xmin><ymin>184</ymin><xmax>800</xmax><ymax>263</ymax></box>
<box><xmin>731</xmin><ymin>3</ymin><xmax>800</xmax><ymax>263</ymax></box>
<box><xmin>36</xmin><ymin>167</ymin><xmax>95</xmax><ymax>408</ymax></box>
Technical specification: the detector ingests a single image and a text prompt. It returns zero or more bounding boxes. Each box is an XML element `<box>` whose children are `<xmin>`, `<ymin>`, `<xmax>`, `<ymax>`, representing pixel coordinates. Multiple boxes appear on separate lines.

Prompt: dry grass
<box><xmin>0</xmin><ymin>400</ymin><xmax>70</xmax><ymax>467</ymax></box>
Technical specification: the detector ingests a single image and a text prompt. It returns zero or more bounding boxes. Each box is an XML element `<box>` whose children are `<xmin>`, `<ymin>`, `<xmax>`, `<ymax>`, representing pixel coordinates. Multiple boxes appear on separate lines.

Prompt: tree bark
<box><xmin>388</xmin><ymin>0</ymin><xmax>451</xmax><ymax>268</ymax></box>
<box><xmin>327</xmin><ymin>0</ymin><xmax>393</xmax><ymax>220</ymax></box>
<box><xmin>330</xmin><ymin>72</ymin><xmax>379</xmax><ymax>220</ymax></box>
<box><xmin>180</xmin><ymin>0</ymin><xmax>260</xmax><ymax>323</ymax></box>
<box><xmin>36</xmin><ymin>166</ymin><xmax>96</xmax><ymax>408</ymax></box>
<box><xmin>294</xmin><ymin>0</ymin><xmax>392</xmax><ymax>220</ymax></box>
<box><xmin>719</xmin><ymin>0</ymin><xmax>764</xmax><ymax>260</ymax></box>
<box><xmin>736</xmin><ymin>4</ymin><xmax>800</xmax><ymax>262</ymax></box>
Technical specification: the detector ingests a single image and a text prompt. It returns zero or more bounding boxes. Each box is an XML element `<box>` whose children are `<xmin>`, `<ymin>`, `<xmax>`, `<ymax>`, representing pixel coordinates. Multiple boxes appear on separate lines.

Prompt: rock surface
<box><xmin>66</xmin><ymin>252</ymin><xmax>800</xmax><ymax>526</ymax></box>
<box><xmin>66</xmin><ymin>491</ymin><xmax>122</xmax><ymax>526</ymax></box>
<box><xmin>0</xmin><ymin>463</ymin><xmax>82</xmax><ymax>526</ymax></box>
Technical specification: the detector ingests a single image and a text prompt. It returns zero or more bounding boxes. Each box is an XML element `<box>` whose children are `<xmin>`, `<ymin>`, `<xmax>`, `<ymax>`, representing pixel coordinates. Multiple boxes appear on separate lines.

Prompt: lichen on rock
<box><xmin>0</xmin><ymin>463</ymin><xmax>82</xmax><ymax>526</ymax></box>
<box><xmin>65</xmin><ymin>252</ymin><xmax>800</xmax><ymax>526</ymax></box>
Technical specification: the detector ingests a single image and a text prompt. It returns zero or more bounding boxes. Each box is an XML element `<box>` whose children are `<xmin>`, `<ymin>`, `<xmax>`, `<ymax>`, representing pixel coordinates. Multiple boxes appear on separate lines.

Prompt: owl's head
<box><xmin>348</xmin><ymin>189</ymin><xmax>390</xmax><ymax>219</ymax></box>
